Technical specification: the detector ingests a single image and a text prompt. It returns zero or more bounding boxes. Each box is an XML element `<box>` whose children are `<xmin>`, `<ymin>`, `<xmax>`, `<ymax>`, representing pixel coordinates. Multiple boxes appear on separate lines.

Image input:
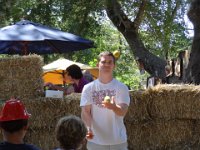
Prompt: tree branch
<box><xmin>105</xmin><ymin>0</ymin><xmax>134</xmax><ymax>33</ymax></box>
<box><xmin>171</xmin><ymin>0</ymin><xmax>181</xmax><ymax>19</ymax></box>
<box><xmin>134</xmin><ymin>0</ymin><xmax>147</xmax><ymax>30</ymax></box>
<box><xmin>105</xmin><ymin>0</ymin><xmax>167</xmax><ymax>79</ymax></box>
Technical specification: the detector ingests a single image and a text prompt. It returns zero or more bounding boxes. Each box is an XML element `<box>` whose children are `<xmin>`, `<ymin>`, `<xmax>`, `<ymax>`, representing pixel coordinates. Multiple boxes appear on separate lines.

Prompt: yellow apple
<box><xmin>104</xmin><ymin>96</ymin><xmax>111</xmax><ymax>103</ymax></box>
<box><xmin>113</xmin><ymin>50</ymin><xmax>120</xmax><ymax>59</ymax></box>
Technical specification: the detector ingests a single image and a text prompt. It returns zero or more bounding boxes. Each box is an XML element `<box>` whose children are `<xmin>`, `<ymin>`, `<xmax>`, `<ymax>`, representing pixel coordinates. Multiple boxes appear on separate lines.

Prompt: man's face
<box><xmin>64</xmin><ymin>73</ymin><xmax>73</xmax><ymax>83</ymax></box>
<box><xmin>98</xmin><ymin>55</ymin><xmax>115</xmax><ymax>73</ymax></box>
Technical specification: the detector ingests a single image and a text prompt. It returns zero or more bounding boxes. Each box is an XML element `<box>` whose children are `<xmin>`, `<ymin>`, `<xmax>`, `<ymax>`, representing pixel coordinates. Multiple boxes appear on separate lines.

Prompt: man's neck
<box><xmin>98</xmin><ymin>75</ymin><xmax>113</xmax><ymax>84</ymax></box>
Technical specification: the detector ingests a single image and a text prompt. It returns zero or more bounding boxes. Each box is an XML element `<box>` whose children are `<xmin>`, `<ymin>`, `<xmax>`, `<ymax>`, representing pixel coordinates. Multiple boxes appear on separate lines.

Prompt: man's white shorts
<box><xmin>87</xmin><ymin>141</ymin><xmax>128</xmax><ymax>150</ymax></box>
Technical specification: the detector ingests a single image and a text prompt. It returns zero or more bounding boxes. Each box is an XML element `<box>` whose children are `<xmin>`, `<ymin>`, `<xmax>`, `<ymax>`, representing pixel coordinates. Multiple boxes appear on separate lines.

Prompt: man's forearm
<box><xmin>81</xmin><ymin>107</ymin><xmax>92</xmax><ymax>129</ymax></box>
<box><xmin>112</xmin><ymin>104</ymin><xmax>128</xmax><ymax>116</ymax></box>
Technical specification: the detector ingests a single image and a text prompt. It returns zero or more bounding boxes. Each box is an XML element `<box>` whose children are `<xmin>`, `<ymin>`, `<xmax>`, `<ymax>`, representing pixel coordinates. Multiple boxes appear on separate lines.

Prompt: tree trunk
<box><xmin>185</xmin><ymin>0</ymin><xmax>200</xmax><ymax>84</ymax></box>
<box><xmin>105</xmin><ymin>0</ymin><xmax>167</xmax><ymax>79</ymax></box>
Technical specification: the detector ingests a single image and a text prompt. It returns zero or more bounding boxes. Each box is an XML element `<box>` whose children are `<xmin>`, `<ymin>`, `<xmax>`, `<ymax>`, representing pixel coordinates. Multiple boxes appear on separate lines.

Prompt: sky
<box><xmin>184</xmin><ymin>14</ymin><xmax>194</xmax><ymax>37</ymax></box>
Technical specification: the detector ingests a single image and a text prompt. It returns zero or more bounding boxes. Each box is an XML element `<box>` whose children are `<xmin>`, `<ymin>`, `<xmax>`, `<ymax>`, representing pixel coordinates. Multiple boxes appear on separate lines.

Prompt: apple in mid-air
<box><xmin>113</xmin><ymin>50</ymin><xmax>120</xmax><ymax>59</ymax></box>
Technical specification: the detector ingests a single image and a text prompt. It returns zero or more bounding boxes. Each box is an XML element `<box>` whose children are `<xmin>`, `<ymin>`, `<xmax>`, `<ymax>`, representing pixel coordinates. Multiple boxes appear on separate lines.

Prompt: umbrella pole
<box><xmin>22</xmin><ymin>41</ymin><xmax>29</xmax><ymax>55</ymax></box>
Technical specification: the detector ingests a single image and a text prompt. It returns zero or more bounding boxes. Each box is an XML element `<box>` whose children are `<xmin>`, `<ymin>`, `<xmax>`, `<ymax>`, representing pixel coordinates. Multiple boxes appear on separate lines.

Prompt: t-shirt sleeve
<box><xmin>80</xmin><ymin>83</ymin><xmax>93</xmax><ymax>106</ymax></box>
<box><xmin>117</xmin><ymin>83</ymin><xmax>130</xmax><ymax>106</ymax></box>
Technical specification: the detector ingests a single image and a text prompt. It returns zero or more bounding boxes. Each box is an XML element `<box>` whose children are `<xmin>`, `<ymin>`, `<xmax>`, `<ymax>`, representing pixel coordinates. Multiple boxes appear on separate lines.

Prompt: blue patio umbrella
<box><xmin>0</xmin><ymin>20</ymin><xmax>94</xmax><ymax>55</ymax></box>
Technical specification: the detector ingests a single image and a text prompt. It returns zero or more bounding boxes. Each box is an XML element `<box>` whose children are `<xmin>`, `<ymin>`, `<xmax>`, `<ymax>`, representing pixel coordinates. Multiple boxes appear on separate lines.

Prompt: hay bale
<box><xmin>126</xmin><ymin>120</ymin><xmax>193</xmax><ymax>150</ymax></box>
<box><xmin>23</xmin><ymin>95</ymin><xmax>81</xmax><ymax>129</ymax></box>
<box><xmin>147</xmin><ymin>84</ymin><xmax>200</xmax><ymax>120</ymax></box>
<box><xmin>25</xmin><ymin>127</ymin><xmax>87</xmax><ymax>150</ymax></box>
<box><xmin>0</xmin><ymin>55</ymin><xmax>44</xmax><ymax>100</ymax></box>
<box><xmin>23</xmin><ymin>94</ymin><xmax>85</xmax><ymax>150</ymax></box>
<box><xmin>25</xmin><ymin>128</ymin><xmax>58</xmax><ymax>150</ymax></box>
<box><xmin>126</xmin><ymin>90</ymin><xmax>151</xmax><ymax>123</ymax></box>
<box><xmin>0</xmin><ymin>94</ymin><xmax>83</xmax><ymax>150</ymax></box>
<box><xmin>190</xmin><ymin>120</ymin><xmax>200</xmax><ymax>147</ymax></box>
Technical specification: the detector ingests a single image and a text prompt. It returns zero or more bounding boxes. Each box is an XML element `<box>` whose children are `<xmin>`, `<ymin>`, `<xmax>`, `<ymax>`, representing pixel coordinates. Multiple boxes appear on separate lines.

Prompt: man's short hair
<box><xmin>98</xmin><ymin>51</ymin><xmax>116</xmax><ymax>64</ymax></box>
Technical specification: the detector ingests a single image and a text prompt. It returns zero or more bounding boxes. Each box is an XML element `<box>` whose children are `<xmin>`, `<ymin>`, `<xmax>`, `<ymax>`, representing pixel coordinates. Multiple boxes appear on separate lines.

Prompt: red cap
<box><xmin>0</xmin><ymin>99</ymin><xmax>31</xmax><ymax>122</ymax></box>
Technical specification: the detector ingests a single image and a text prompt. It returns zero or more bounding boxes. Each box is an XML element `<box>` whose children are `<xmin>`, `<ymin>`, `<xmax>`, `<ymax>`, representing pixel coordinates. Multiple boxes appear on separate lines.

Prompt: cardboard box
<box><xmin>45</xmin><ymin>90</ymin><xmax>63</xmax><ymax>98</ymax></box>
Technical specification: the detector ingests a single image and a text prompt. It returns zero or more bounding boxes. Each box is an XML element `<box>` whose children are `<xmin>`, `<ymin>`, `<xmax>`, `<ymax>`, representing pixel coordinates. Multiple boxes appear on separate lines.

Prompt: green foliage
<box><xmin>140</xmin><ymin>0</ymin><xmax>191</xmax><ymax>59</ymax></box>
<box><xmin>0</xmin><ymin>0</ymin><xmax>192</xmax><ymax>89</ymax></box>
<box><xmin>114</xmin><ymin>49</ymin><xmax>149</xmax><ymax>90</ymax></box>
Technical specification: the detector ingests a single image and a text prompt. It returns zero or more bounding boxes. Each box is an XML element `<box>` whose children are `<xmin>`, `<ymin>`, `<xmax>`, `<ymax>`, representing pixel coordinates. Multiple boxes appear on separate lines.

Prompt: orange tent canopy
<box><xmin>43</xmin><ymin>58</ymin><xmax>98</xmax><ymax>85</ymax></box>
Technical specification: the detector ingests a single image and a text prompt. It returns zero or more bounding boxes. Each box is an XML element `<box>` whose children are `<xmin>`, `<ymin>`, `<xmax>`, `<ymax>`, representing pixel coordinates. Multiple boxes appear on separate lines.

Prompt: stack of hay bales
<box><xmin>0</xmin><ymin>55</ymin><xmax>44</xmax><ymax>100</ymax></box>
<box><xmin>22</xmin><ymin>84</ymin><xmax>200</xmax><ymax>150</ymax></box>
<box><xmin>0</xmin><ymin>55</ymin><xmax>83</xmax><ymax>149</ymax></box>
<box><xmin>126</xmin><ymin>84</ymin><xmax>200</xmax><ymax>149</ymax></box>
<box><xmin>0</xmin><ymin>93</ymin><xmax>82</xmax><ymax>149</ymax></box>
<box><xmin>22</xmin><ymin>94</ymin><xmax>82</xmax><ymax>150</ymax></box>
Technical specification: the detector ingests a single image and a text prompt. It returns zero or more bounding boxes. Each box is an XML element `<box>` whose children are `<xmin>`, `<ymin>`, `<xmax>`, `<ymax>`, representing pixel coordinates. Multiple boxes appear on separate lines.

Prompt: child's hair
<box><xmin>55</xmin><ymin>115</ymin><xmax>87</xmax><ymax>149</ymax></box>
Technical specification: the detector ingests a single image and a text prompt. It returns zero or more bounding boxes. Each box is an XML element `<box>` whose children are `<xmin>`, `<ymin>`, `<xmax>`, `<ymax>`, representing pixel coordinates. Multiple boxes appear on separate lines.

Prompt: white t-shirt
<box><xmin>80</xmin><ymin>79</ymin><xmax>130</xmax><ymax>145</ymax></box>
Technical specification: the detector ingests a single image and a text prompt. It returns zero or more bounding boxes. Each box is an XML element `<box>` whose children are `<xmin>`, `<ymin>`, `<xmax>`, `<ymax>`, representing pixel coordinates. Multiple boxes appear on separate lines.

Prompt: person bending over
<box><xmin>45</xmin><ymin>64</ymin><xmax>89</xmax><ymax>95</ymax></box>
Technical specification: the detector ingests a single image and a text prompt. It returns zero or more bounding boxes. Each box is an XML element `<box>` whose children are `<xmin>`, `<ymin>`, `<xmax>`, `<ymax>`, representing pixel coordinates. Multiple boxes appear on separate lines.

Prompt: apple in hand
<box><xmin>86</xmin><ymin>131</ymin><xmax>94</xmax><ymax>139</ymax></box>
<box><xmin>103</xmin><ymin>96</ymin><xmax>111</xmax><ymax>103</ymax></box>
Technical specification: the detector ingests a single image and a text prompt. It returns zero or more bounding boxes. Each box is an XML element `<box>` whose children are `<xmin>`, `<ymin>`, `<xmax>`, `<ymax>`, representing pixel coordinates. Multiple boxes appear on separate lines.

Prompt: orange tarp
<box><xmin>43</xmin><ymin>58</ymin><xmax>98</xmax><ymax>85</ymax></box>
